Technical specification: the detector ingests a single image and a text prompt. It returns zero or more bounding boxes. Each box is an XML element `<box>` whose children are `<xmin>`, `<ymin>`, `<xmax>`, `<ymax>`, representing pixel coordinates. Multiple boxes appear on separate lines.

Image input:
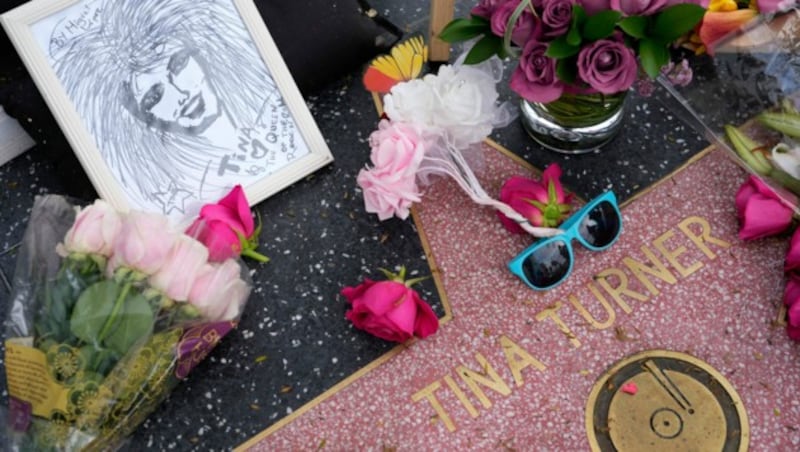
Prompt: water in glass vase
<box><xmin>520</xmin><ymin>90</ymin><xmax>628</xmax><ymax>154</ymax></box>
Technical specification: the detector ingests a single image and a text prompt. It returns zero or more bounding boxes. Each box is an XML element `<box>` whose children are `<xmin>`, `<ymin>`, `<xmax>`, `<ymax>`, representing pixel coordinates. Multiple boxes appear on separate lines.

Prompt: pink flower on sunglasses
<box><xmin>497</xmin><ymin>163</ymin><xmax>573</xmax><ymax>233</ymax></box>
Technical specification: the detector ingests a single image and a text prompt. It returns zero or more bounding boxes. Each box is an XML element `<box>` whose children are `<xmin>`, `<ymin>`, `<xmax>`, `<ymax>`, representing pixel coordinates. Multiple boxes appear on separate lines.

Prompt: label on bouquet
<box><xmin>4</xmin><ymin>339</ymin><xmax>68</xmax><ymax>419</ymax></box>
<box><xmin>175</xmin><ymin>321</ymin><xmax>236</xmax><ymax>379</ymax></box>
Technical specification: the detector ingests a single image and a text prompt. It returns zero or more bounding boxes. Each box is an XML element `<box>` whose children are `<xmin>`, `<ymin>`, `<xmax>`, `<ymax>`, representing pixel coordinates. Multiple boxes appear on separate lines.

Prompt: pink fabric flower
<box><xmin>58</xmin><ymin>200</ymin><xmax>122</xmax><ymax>257</ymax></box>
<box><xmin>610</xmin><ymin>0</ymin><xmax>668</xmax><ymax>16</ymax></box>
<box><xmin>109</xmin><ymin>211</ymin><xmax>178</xmax><ymax>275</ymax></box>
<box><xmin>188</xmin><ymin>259</ymin><xmax>250</xmax><ymax>321</ymax></box>
<box><xmin>149</xmin><ymin>236</ymin><xmax>209</xmax><ymax>302</ymax></box>
<box><xmin>490</xmin><ymin>0</ymin><xmax>540</xmax><ymax>46</ymax></box>
<box><xmin>357</xmin><ymin>120</ymin><xmax>426</xmax><ymax>220</ymax></box>
<box><xmin>580</xmin><ymin>0</ymin><xmax>612</xmax><ymax>15</ymax></box>
<box><xmin>186</xmin><ymin>185</ymin><xmax>256</xmax><ymax>262</ymax></box>
<box><xmin>734</xmin><ymin>175</ymin><xmax>794</xmax><ymax>241</ymax></box>
<box><xmin>577</xmin><ymin>38</ymin><xmax>638</xmax><ymax>94</ymax></box>
<box><xmin>497</xmin><ymin>163</ymin><xmax>573</xmax><ymax>233</ymax></box>
<box><xmin>510</xmin><ymin>40</ymin><xmax>564</xmax><ymax>104</ymax></box>
<box><xmin>342</xmin><ymin>278</ymin><xmax>439</xmax><ymax>343</ymax></box>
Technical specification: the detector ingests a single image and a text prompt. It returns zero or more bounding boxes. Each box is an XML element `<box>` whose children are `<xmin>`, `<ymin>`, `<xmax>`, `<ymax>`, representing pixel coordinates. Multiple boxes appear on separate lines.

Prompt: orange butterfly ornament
<box><xmin>363</xmin><ymin>36</ymin><xmax>428</xmax><ymax>93</ymax></box>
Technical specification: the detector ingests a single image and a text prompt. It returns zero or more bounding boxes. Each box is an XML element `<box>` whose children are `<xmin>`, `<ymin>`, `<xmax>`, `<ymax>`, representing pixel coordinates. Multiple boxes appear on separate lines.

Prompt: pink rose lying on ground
<box><xmin>734</xmin><ymin>175</ymin><xmax>794</xmax><ymax>241</ymax></box>
<box><xmin>342</xmin><ymin>268</ymin><xmax>439</xmax><ymax>343</ymax></box>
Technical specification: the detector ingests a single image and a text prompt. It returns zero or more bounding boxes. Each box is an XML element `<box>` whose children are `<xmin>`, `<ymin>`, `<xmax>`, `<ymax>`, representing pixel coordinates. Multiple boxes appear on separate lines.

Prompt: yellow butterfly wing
<box><xmin>363</xmin><ymin>36</ymin><xmax>428</xmax><ymax>93</ymax></box>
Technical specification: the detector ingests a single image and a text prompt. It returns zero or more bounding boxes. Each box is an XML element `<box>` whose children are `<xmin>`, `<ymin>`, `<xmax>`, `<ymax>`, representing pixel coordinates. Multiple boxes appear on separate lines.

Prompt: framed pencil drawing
<box><xmin>1</xmin><ymin>0</ymin><xmax>334</xmax><ymax>217</ymax></box>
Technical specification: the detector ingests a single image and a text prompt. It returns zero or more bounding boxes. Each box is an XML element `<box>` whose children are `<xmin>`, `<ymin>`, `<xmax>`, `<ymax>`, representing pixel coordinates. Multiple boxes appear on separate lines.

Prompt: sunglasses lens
<box><xmin>578</xmin><ymin>200</ymin><xmax>621</xmax><ymax>248</ymax></box>
<box><xmin>521</xmin><ymin>240</ymin><xmax>571</xmax><ymax>289</ymax></box>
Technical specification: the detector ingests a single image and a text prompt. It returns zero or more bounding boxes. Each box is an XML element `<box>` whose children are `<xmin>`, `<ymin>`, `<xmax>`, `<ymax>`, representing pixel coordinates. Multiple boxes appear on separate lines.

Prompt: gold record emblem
<box><xmin>586</xmin><ymin>350</ymin><xmax>749</xmax><ymax>451</ymax></box>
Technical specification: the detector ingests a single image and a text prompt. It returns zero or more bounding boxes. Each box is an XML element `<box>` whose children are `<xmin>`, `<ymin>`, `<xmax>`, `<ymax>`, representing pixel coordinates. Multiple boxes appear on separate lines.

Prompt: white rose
<box><xmin>429</xmin><ymin>64</ymin><xmax>501</xmax><ymax>148</ymax></box>
<box><xmin>383</xmin><ymin>78</ymin><xmax>437</xmax><ymax>125</ymax></box>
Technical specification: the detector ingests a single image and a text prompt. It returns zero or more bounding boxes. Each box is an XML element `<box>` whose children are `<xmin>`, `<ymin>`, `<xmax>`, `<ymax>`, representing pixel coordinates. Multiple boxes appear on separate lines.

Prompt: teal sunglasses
<box><xmin>508</xmin><ymin>191</ymin><xmax>622</xmax><ymax>291</ymax></box>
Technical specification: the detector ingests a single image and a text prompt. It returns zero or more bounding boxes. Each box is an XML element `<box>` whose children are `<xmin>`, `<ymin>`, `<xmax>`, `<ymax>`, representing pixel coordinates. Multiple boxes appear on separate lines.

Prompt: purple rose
<box><xmin>510</xmin><ymin>40</ymin><xmax>564</xmax><ymax>103</ymax></box>
<box><xmin>471</xmin><ymin>0</ymin><xmax>506</xmax><ymax>18</ymax></box>
<box><xmin>541</xmin><ymin>0</ymin><xmax>573</xmax><ymax>38</ymax></box>
<box><xmin>610</xmin><ymin>0</ymin><xmax>668</xmax><ymax>15</ymax></box>
<box><xmin>490</xmin><ymin>0</ymin><xmax>540</xmax><ymax>46</ymax></box>
<box><xmin>577</xmin><ymin>39</ymin><xmax>638</xmax><ymax>94</ymax></box>
<box><xmin>579</xmin><ymin>0</ymin><xmax>611</xmax><ymax>15</ymax></box>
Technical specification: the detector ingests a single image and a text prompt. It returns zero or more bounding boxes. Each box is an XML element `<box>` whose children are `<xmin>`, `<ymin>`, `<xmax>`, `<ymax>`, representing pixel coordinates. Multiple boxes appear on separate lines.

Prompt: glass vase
<box><xmin>519</xmin><ymin>90</ymin><xmax>628</xmax><ymax>154</ymax></box>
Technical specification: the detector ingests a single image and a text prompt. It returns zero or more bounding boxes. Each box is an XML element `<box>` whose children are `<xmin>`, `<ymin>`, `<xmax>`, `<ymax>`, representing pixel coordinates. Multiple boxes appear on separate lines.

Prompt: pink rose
<box><xmin>786</xmin><ymin>229</ymin><xmax>800</xmax><ymax>271</ymax></box>
<box><xmin>490</xmin><ymin>0</ymin><xmax>540</xmax><ymax>46</ymax></box>
<box><xmin>610</xmin><ymin>0</ymin><xmax>667</xmax><ymax>16</ymax></box>
<box><xmin>188</xmin><ymin>259</ymin><xmax>250</xmax><ymax>321</ymax></box>
<box><xmin>357</xmin><ymin>120</ymin><xmax>425</xmax><ymax>220</ymax></box>
<box><xmin>497</xmin><ymin>163</ymin><xmax>573</xmax><ymax>233</ymax></box>
<box><xmin>577</xmin><ymin>39</ymin><xmax>638</xmax><ymax>94</ymax></box>
<box><xmin>58</xmin><ymin>199</ymin><xmax>122</xmax><ymax>257</ymax></box>
<box><xmin>541</xmin><ymin>0</ymin><xmax>574</xmax><ymax>38</ymax></box>
<box><xmin>788</xmin><ymin>323</ymin><xmax>800</xmax><ymax>341</ymax></box>
<box><xmin>734</xmin><ymin>175</ymin><xmax>794</xmax><ymax>241</ymax></box>
<box><xmin>186</xmin><ymin>185</ymin><xmax>256</xmax><ymax>262</ymax></box>
<box><xmin>109</xmin><ymin>211</ymin><xmax>178</xmax><ymax>275</ymax></box>
<box><xmin>784</xmin><ymin>272</ymin><xmax>800</xmax><ymax>306</ymax></box>
<box><xmin>510</xmin><ymin>40</ymin><xmax>564</xmax><ymax>104</ymax></box>
<box><xmin>149</xmin><ymin>236</ymin><xmax>210</xmax><ymax>302</ymax></box>
<box><xmin>342</xmin><ymin>278</ymin><xmax>439</xmax><ymax>343</ymax></box>
<box><xmin>580</xmin><ymin>0</ymin><xmax>612</xmax><ymax>14</ymax></box>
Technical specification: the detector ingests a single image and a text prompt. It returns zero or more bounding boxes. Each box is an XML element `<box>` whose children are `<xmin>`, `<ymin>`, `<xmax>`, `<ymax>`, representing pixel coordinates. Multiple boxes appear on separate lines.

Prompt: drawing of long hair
<box><xmin>54</xmin><ymin>0</ymin><xmax>277</xmax><ymax>212</ymax></box>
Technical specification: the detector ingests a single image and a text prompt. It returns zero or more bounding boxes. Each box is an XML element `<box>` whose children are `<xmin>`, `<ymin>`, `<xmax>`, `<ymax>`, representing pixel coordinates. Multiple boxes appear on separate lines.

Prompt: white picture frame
<box><xmin>2</xmin><ymin>0</ymin><xmax>333</xmax><ymax>217</ymax></box>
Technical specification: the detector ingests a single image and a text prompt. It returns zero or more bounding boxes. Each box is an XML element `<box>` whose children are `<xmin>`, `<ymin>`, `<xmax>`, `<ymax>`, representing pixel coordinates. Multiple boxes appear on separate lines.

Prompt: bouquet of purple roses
<box><xmin>439</xmin><ymin>0</ymin><xmax>706</xmax><ymax>103</ymax></box>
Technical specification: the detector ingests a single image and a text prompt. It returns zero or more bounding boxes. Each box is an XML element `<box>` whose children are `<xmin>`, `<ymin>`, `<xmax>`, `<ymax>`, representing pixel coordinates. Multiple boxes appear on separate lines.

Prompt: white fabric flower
<box><xmin>383</xmin><ymin>79</ymin><xmax>437</xmax><ymax>126</ymax></box>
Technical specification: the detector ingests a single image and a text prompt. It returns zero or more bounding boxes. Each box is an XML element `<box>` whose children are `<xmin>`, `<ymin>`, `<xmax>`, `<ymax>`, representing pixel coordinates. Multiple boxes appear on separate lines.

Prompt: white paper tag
<box><xmin>0</xmin><ymin>106</ymin><xmax>35</xmax><ymax>167</ymax></box>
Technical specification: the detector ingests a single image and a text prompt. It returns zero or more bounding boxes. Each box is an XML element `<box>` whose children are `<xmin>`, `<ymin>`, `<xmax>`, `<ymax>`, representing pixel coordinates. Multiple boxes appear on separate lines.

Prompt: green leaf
<box><xmin>464</xmin><ymin>33</ymin><xmax>502</xmax><ymax>64</ymax></box>
<box><xmin>556</xmin><ymin>58</ymin><xmax>577</xmax><ymax>85</ymax></box>
<box><xmin>652</xmin><ymin>4</ymin><xmax>705</xmax><ymax>42</ymax></box>
<box><xmin>438</xmin><ymin>17</ymin><xmax>491</xmax><ymax>43</ymax></box>
<box><xmin>103</xmin><ymin>291</ymin><xmax>153</xmax><ymax>356</ymax></box>
<box><xmin>566</xmin><ymin>5</ymin><xmax>587</xmax><ymax>46</ymax></box>
<box><xmin>618</xmin><ymin>16</ymin><xmax>648</xmax><ymax>39</ymax></box>
<box><xmin>582</xmin><ymin>10</ymin><xmax>622</xmax><ymax>41</ymax></box>
<box><xmin>546</xmin><ymin>36</ymin><xmax>580</xmax><ymax>59</ymax></box>
<box><xmin>639</xmin><ymin>38</ymin><xmax>670</xmax><ymax>78</ymax></box>
<box><xmin>70</xmin><ymin>280</ymin><xmax>120</xmax><ymax>346</ymax></box>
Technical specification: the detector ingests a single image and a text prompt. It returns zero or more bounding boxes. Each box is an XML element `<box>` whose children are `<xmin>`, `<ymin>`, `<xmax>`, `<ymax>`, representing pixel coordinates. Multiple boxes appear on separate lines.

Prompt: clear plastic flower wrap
<box><xmin>3</xmin><ymin>194</ymin><xmax>252</xmax><ymax>451</ymax></box>
<box><xmin>658</xmin><ymin>7</ymin><xmax>800</xmax><ymax>212</ymax></box>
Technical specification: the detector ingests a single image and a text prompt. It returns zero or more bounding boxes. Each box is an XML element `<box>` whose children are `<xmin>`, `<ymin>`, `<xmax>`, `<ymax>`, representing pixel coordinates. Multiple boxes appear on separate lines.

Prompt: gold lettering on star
<box><xmin>410</xmin><ymin>215</ymin><xmax>731</xmax><ymax>432</ymax></box>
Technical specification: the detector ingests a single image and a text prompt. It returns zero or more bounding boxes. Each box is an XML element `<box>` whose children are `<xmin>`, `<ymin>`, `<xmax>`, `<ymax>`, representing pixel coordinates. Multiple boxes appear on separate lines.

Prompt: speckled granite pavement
<box><xmin>0</xmin><ymin>1</ymin><xmax>787</xmax><ymax>451</ymax></box>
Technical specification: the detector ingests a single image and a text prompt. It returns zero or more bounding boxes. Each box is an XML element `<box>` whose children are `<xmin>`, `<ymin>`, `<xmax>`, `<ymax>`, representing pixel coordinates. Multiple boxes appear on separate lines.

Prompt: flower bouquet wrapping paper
<box><xmin>3</xmin><ymin>194</ymin><xmax>253</xmax><ymax>450</ymax></box>
<box><xmin>658</xmin><ymin>7</ymin><xmax>800</xmax><ymax>212</ymax></box>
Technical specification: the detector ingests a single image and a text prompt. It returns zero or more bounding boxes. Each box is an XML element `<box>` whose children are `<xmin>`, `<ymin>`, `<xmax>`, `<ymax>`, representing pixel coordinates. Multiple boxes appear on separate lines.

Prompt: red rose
<box><xmin>342</xmin><ymin>277</ymin><xmax>439</xmax><ymax>343</ymax></box>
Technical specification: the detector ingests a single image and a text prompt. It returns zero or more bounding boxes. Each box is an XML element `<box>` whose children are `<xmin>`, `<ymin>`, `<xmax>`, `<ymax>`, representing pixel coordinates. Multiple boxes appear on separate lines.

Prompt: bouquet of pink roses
<box><xmin>4</xmin><ymin>187</ymin><xmax>262</xmax><ymax>450</ymax></box>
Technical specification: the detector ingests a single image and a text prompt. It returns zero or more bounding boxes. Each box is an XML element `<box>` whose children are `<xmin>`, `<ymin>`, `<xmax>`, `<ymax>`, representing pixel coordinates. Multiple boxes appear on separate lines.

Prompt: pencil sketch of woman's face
<box><xmin>127</xmin><ymin>45</ymin><xmax>221</xmax><ymax>134</ymax></box>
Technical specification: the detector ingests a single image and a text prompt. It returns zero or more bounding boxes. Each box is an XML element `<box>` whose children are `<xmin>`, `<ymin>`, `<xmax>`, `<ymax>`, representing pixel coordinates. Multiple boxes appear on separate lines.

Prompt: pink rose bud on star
<box><xmin>497</xmin><ymin>163</ymin><xmax>573</xmax><ymax>234</ymax></box>
<box><xmin>734</xmin><ymin>175</ymin><xmax>795</xmax><ymax>241</ymax></box>
<box><xmin>186</xmin><ymin>185</ymin><xmax>268</xmax><ymax>263</ymax></box>
<box><xmin>341</xmin><ymin>267</ymin><xmax>439</xmax><ymax>343</ymax></box>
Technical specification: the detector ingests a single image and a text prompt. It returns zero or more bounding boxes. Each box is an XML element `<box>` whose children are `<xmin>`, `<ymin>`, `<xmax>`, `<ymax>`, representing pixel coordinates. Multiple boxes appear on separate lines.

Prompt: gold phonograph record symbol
<box><xmin>586</xmin><ymin>350</ymin><xmax>749</xmax><ymax>451</ymax></box>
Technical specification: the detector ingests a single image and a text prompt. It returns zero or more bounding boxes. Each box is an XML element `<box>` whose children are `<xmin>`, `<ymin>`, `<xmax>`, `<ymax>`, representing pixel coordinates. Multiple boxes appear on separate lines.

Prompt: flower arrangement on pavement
<box><xmin>4</xmin><ymin>186</ymin><xmax>264</xmax><ymax>450</ymax></box>
<box><xmin>439</xmin><ymin>0</ymin><xmax>707</xmax><ymax>103</ymax></box>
